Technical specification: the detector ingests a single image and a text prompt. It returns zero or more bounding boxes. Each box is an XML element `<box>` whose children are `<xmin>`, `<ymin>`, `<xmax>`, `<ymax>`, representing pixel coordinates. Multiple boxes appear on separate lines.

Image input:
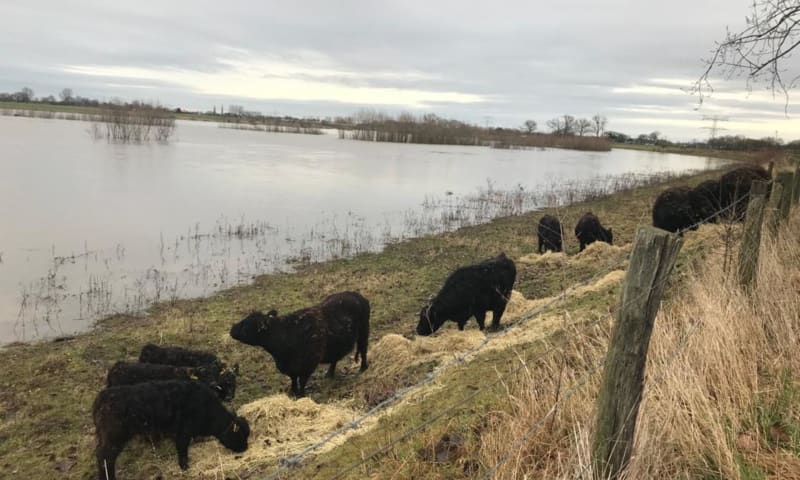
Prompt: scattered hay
<box><xmin>571</xmin><ymin>241</ymin><xmax>628</xmax><ymax>264</ymax></box>
<box><xmin>369</xmin><ymin>330</ymin><xmax>485</xmax><ymax>369</ymax></box>
<box><xmin>572</xmin><ymin>270</ymin><xmax>625</xmax><ymax>296</ymax></box>
<box><xmin>518</xmin><ymin>251</ymin><xmax>567</xmax><ymax>268</ymax></box>
<box><xmin>189</xmin><ymin>395</ymin><xmax>374</xmax><ymax>478</ymax></box>
<box><xmin>504</xmin><ymin>290</ymin><xmax>549</xmax><ymax>319</ymax></box>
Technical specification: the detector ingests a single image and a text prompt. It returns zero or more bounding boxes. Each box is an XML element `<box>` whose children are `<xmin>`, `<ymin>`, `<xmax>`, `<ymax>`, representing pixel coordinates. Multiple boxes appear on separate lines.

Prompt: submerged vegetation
<box><xmin>12</xmin><ymin>170</ymin><xmax>694</xmax><ymax>344</ymax></box>
<box><xmin>90</xmin><ymin>102</ymin><xmax>176</xmax><ymax>143</ymax></box>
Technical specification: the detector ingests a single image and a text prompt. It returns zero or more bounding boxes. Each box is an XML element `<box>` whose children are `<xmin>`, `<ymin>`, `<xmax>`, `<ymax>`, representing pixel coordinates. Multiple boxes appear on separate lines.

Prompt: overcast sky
<box><xmin>2</xmin><ymin>0</ymin><xmax>799</xmax><ymax>141</ymax></box>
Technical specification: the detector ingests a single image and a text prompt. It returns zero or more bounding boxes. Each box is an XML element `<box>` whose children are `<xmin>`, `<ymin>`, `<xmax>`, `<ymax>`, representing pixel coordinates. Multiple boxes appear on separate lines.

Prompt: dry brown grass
<box><xmin>478</xmin><ymin>210</ymin><xmax>800</xmax><ymax>479</ymax></box>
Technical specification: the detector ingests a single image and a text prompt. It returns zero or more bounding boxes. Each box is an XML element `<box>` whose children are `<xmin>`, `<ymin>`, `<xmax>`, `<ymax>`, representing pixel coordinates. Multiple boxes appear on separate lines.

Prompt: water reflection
<box><xmin>0</xmin><ymin>116</ymin><xmax>727</xmax><ymax>343</ymax></box>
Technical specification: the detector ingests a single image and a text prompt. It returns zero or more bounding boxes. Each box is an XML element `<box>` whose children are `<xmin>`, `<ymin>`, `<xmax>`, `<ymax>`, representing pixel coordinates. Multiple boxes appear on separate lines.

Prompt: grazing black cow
<box><xmin>574</xmin><ymin>212</ymin><xmax>613</xmax><ymax>251</ymax></box>
<box><xmin>691</xmin><ymin>179</ymin><xmax>722</xmax><ymax>223</ymax></box>
<box><xmin>106</xmin><ymin>361</ymin><xmax>235</xmax><ymax>402</ymax></box>
<box><xmin>229</xmin><ymin>291</ymin><xmax>370</xmax><ymax>397</ymax></box>
<box><xmin>718</xmin><ymin>165</ymin><xmax>770</xmax><ymax>220</ymax></box>
<box><xmin>138</xmin><ymin>344</ymin><xmax>237</xmax><ymax>401</ymax></box>
<box><xmin>416</xmin><ymin>253</ymin><xmax>516</xmax><ymax>336</ymax></box>
<box><xmin>652</xmin><ymin>186</ymin><xmax>701</xmax><ymax>234</ymax></box>
<box><xmin>93</xmin><ymin>380</ymin><xmax>249</xmax><ymax>480</ymax></box>
<box><xmin>537</xmin><ymin>214</ymin><xmax>563</xmax><ymax>253</ymax></box>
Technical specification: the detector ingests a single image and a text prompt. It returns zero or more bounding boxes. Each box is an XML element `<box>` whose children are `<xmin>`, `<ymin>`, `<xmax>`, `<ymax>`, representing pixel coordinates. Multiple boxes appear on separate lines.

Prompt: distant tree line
<box><xmin>607</xmin><ymin>130</ymin><xmax>795</xmax><ymax>152</ymax></box>
<box><xmin>338</xmin><ymin>110</ymin><xmax>611</xmax><ymax>151</ymax></box>
<box><xmin>541</xmin><ymin>114</ymin><xmax>608</xmax><ymax>137</ymax></box>
<box><xmin>0</xmin><ymin>86</ymin><xmax>106</xmax><ymax>107</ymax></box>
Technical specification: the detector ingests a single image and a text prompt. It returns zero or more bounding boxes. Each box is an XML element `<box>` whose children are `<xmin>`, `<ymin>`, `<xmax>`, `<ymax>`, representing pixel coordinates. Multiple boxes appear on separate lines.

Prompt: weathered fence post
<box><xmin>766</xmin><ymin>181</ymin><xmax>784</xmax><ymax>235</ymax></box>
<box><xmin>792</xmin><ymin>159</ymin><xmax>800</xmax><ymax>206</ymax></box>
<box><xmin>776</xmin><ymin>172</ymin><xmax>794</xmax><ymax>222</ymax></box>
<box><xmin>737</xmin><ymin>180</ymin><xmax>769</xmax><ymax>290</ymax></box>
<box><xmin>592</xmin><ymin>226</ymin><xmax>683</xmax><ymax>480</ymax></box>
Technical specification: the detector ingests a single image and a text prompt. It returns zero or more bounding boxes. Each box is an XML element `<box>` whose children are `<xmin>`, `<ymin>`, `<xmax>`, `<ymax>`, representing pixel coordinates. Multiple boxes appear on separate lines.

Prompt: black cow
<box><xmin>139</xmin><ymin>344</ymin><xmax>222</xmax><ymax>369</ymax></box>
<box><xmin>537</xmin><ymin>214</ymin><xmax>563</xmax><ymax>253</ymax></box>
<box><xmin>574</xmin><ymin>212</ymin><xmax>613</xmax><ymax>251</ymax></box>
<box><xmin>106</xmin><ymin>361</ymin><xmax>235</xmax><ymax>402</ymax></box>
<box><xmin>93</xmin><ymin>380</ymin><xmax>249</xmax><ymax>480</ymax></box>
<box><xmin>229</xmin><ymin>291</ymin><xmax>370</xmax><ymax>397</ymax></box>
<box><xmin>719</xmin><ymin>165</ymin><xmax>770</xmax><ymax>220</ymax></box>
<box><xmin>416</xmin><ymin>253</ymin><xmax>516</xmax><ymax>336</ymax></box>
<box><xmin>652</xmin><ymin>186</ymin><xmax>703</xmax><ymax>234</ymax></box>
<box><xmin>691</xmin><ymin>179</ymin><xmax>722</xmax><ymax>223</ymax></box>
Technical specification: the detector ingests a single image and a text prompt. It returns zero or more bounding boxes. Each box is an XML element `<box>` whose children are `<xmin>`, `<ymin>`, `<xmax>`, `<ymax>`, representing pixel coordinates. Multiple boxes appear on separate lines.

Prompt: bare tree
<box><xmin>523</xmin><ymin>119</ymin><xmax>537</xmax><ymax>134</ymax></box>
<box><xmin>561</xmin><ymin>115</ymin><xmax>576</xmax><ymax>135</ymax></box>
<box><xmin>695</xmin><ymin>1</ymin><xmax>800</xmax><ymax>106</ymax></box>
<box><xmin>592</xmin><ymin>114</ymin><xmax>608</xmax><ymax>137</ymax></box>
<box><xmin>546</xmin><ymin>117</ymin><xmax>564</xmax><ymax>134</ymax></box>
<box><xmin>59</xmin><ymin>88</ymin><xmax>73</xmax><ymax>104</ymax></box>
<box><xmin>17</xmin><ymin>87</ymin><xmax>34</xmax><ymax>102</ymax></box>
<box><xmin>576</xmin><ymin>118</ymin><xmax>593</xmax><ymax>136</ymax></box>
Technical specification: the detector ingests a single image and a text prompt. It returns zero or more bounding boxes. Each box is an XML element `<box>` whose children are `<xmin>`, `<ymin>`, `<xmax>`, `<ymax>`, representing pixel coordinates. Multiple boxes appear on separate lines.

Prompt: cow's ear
<box><xmin>267</xmin><ymin>309</ymin><xmax>278</xmax><ymax>317</ymax></box>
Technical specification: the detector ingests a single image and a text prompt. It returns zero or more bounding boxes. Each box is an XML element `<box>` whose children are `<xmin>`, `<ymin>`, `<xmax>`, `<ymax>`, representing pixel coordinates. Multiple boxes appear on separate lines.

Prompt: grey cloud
<box><xmin>1</xmin><ymin>0</ymin><xmax>798</xmax><ymax>140</ymax></box>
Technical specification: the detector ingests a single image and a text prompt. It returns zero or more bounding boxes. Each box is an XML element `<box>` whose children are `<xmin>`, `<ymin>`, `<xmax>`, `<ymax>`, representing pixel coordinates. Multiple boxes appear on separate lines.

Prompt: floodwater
<box><xmin>0</xmin><ymin>116</ymin><xmax>727</xmax><ymax>344</ymax></box>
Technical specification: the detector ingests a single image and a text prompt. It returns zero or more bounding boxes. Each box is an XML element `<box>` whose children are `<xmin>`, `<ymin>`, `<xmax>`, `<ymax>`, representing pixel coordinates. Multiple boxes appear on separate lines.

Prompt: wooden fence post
<box><xmin>792</xmin><ymin>159</ymin><xmax>800</xmax><ymax>206</ymax></box>
<box><xmin>737</xmin><ymin>180</ymin><xmax>769</xmax><ymax>290</ymax></box>
<box><xmin>766</xmin><ymin>181</ymin><xmax>784</xmax><ymax>235</ymax></box>
<box><xmin>592</xmin><ymin>226</ymin><xmax>683</xmax><ymax>480</ymax></box>
<box><xmin>776</xmin><ymin>172</ymin><xmax>794</xmax><ymax>222</ymax></box>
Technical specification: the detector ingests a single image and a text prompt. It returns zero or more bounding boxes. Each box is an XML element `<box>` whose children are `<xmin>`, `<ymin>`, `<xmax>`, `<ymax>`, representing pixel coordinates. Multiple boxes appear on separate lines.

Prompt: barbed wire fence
<box><xmin>261</xmin><ymin>190</ymin><xmax>761</xmax><ymax>480</ymax></box>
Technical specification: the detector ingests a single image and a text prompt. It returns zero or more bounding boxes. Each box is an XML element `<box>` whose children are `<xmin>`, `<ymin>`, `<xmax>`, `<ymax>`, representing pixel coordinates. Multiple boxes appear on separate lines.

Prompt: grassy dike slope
<box><xmin>0</xmin><ymin>167</ymin><xmax>730</xmax><ymax>479</ymax></box>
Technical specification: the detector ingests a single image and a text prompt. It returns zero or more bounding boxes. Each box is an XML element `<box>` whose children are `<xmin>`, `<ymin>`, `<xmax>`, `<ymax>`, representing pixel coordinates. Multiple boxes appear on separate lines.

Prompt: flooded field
<box><xmin>0</xmin><ymin>116</ymin><xmax>727</xmax><ymax>343</ymax></box>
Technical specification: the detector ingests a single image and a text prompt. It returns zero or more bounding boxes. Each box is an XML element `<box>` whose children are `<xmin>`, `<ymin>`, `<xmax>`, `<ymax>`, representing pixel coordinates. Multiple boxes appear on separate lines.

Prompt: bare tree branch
<box><xmin>693</xmin><ymin>1</ymin><xmax>800</xmax><ymax>110</ymax></box>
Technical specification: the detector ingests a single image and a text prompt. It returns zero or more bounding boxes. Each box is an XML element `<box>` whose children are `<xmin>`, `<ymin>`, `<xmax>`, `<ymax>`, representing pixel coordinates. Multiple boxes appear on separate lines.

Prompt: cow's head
<box><xmin>416</xmin><ymin>301</ymin><xmax>440</xmax><ymax>336</ymax></box>
<box><xmin>220</xmin><ymin>416</ymin><xmax>250</xmax><ymax>453</ymax></box>
<box><xmin>230</xmin><ymin>309</ymin><xmax>278</xmax><ymax>346</ymax></box>
<box><xmin>215</xmin><ymin>364</ymin><xmax>238</xmax><ymax>402</ymax></box>
<box><xmin>601</xmin><ymin>227</ymin><xmax>613</xmax><ymax>245</ymax></box>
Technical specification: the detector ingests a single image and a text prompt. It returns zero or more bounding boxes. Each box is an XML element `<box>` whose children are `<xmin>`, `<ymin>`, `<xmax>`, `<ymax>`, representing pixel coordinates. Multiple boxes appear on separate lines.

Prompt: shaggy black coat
<box><xmin>537</xmin><ymin>214</ymin><xmax>563</xmax><ymax>253</ymax></box>
<box><xmin>691</xmin><ymin>179</ymin><xmax>722</xmax><ymax>223</ymax></box>
<box><xmin>106</xmin><ymin>361</ymin><xmax>235</xmax><ymax>402</ymax></box>
<box><xmin>574</xmin><ymin>212</ymin><xmax>613</xmax><ymax>251</ymax></box>
<box><xmin>229</xmin><ymin>291</ymin><xmax>370</xmax><ymax>397</ymax></box>
<box><xmin>93</xmin><ymin>380</ymin><xmax>249</xmax><ymax>480</ymax></box>
<box><xmin>416</xmin><ymin>253</ymin><xmax>516</xmax><ymax>336</ymax></box>
<box><xmin>652</xmin><ymin>186</ymin><xmax>703</xmax><ymax>234</ymax></box>
<box><xmin>719</xmin><ymin>165</ymin><xmax>770</xmax><ymax>220</ymax></box>
<box><xmin>139</xmin><ymin>344</ymin><xmax>222</xmax><ymax>369</ymax></box>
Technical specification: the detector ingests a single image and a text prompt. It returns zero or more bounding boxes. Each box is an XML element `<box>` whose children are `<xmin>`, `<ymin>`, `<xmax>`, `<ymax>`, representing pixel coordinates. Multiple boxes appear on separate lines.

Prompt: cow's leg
<box><xmin>96</xmin><ymin>438</ymin><xmax>122</xmax><ymax>480</ymax></box>
<box><xmin>290</xmin><ymin>376</ymin><xmax>299</xmax><ymax>397</ymax></box>
<box><xmin>175</xmin><ymin>432</ymin><xmax>191</xmax><ymax>470</ymax></box>
<box><xmin>298</xmin><ymin>373</ymin><xmax>312</xmax><ymax>397</ymax></box>
<box><xmin>491</xmin><ymin>303</ymin><xmax>507</xmax><ymax>330</ymax></box>
<box><xmin>357</xmin><ymin>336</ymin><xmax>368</xmax><ymax>372</ymax></box>
<box><xmin>326</xmin><ymin>362</ymin><xmax>337</xmax><ymax>379</ymax></box>
<box><xmin>475</xmin><ymin>310</ymin><xmax>486</xmax><ymax>330</ymax></box>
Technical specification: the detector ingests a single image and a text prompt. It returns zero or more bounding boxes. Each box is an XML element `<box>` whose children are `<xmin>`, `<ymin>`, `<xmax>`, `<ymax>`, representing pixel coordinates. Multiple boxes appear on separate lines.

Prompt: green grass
<box><xmin>0</xmin><ymin>168</ymin><xmax>731</xmax><ymax>479</ymax></box>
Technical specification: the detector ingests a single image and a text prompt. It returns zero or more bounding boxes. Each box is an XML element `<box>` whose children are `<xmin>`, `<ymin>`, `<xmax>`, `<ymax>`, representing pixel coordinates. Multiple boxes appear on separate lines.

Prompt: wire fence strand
<box><xmin>261</xmin><ymin>192</ymin><xmax>752</xmax><ymax>480</ymax></box>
